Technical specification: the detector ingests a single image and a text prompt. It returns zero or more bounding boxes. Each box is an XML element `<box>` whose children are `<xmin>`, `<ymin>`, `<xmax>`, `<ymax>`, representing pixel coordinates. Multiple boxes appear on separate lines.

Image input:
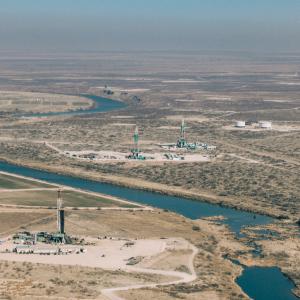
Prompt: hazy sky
<box><xmin>0</xmin><ymin>0</ymin><xmax>300</xmax><ymax>53</ymax></box>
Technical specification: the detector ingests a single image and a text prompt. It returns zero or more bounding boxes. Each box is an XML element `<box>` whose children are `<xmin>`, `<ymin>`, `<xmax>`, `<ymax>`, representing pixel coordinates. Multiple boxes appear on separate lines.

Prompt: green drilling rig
<box><xmin>128</xmin><ymin>126</ymin><xmax>146</xmax><ymax>160</ymax></box>
<box><xmin>177</xmin><ymin>119</ymin><xmax>188</xmax><ymax>148</ymax></box>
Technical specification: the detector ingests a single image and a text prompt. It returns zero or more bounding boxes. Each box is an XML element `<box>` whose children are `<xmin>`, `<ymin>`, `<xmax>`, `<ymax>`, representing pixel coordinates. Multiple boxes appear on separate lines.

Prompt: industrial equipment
<box><xmin>57</xmin><ymin>189</ymin><xmax>65</xmax><ymax>236</ymax></box>
<box><xmin>128</xmin><ymin>126</ymin><xmax>146</xmax><ymax>160</ymax></box>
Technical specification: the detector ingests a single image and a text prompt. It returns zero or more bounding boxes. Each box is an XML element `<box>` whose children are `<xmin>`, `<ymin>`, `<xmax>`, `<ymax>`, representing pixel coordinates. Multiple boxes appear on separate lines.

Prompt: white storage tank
<box><xmin>235</xmin><ymin>121</ymin><xmax>246</xmax><ymax>128</ymax></box>
<box><xmin>259</xmin><ymin>121</ymin><xmax>272</xmax><ymax>129</ymax></box>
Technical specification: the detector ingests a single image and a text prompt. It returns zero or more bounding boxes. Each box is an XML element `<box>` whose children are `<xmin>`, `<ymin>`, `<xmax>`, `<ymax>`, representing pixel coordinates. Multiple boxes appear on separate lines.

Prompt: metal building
<box><xmin>235</xmin><ymin>121</ymin><xmax>246</xmax><ymax>128</ymax></box>
<box><xmin>259</xmin><ymin>121</ymin><xmax>272</xmax><ymax>129</ymax></box>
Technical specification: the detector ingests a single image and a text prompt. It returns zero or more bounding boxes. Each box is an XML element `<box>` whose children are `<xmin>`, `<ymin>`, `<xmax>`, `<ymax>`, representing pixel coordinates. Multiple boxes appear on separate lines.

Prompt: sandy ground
<box><xmin>61</xmin><ymin>149</ymin><xmax>210</xmax><ymax>163</ymax></box>
<box><xmin>0</xmin><ymin>91</ymin><xmax>92</xmax><ymax>113</ymax></box>
<box><xmin>120</xmin><ymin>89</ymin><xmax>150</xmax><ymax>92</ymax></box>
<box><xmin>223</xmin><ymin>123</ymin><xmax>300</xmax><ymax>132</ymax></box>
<box><xmin>118</xmin><ymin>290</ymin><xmax>221</xmax><ymax>300</ymax></box>
<box><xmin>110</xmin><ymin>123</ymin><xmax>136</xmax><ymax>127</ymax></box>
<box><xmin>0</xmin><ymin>210</ymin><xmax>53</xmax><ymax>236</ymax></box>
<box><xmin>0</xmin><ymin>238</ymin><xmax>167</xmax><ymax>270</ymax></box>
<box><xmin>0</xmin><ymin>236</ymin><xmax>198</xmax><ymax>300</ymax></box>
<box><xmin>102</xmin><ymin>240</ymin><xmax>198</xmax><ymax>300</ymax></box>
<box><xmin>175</xmin><ymin>99</ymin><xmax>201</xmax><ymax>102</ymax></box>
<box><xmin>161</xmin><ymin>80</ymin><xmax>202</xmax><ymax>83</ymax></box>
<box><xmin>165</xmin><ymin>115</ymin><xmax>209</xmax><ymax>122</ymax></box>
<box><xmin>110</xmin><ymin>116</ymin><xmax>135</xmax><ymax>119</ymax></box>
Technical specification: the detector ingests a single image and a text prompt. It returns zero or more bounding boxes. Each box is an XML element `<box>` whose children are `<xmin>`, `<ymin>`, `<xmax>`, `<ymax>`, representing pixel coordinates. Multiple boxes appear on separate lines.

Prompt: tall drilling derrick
<box><xmin>133</xmin><ymin>126</ymin><xmax>139</xmax><ymax>157</ymax></box>
<box><xmin>130</xmin><ymin>126</ymin><xmax>140</xmax><ymax>159</ymax></box>
<box><xmin>57</xmin><ymin>188</ymin><xmax>65</xmax><ymax>235</ymax></box>
<box><xmin>181</xmin><ymin>119</ymin><xmax>186</xmax><ymax>139</ymax></box>
<box><xmin>128</xmin><ymin>126</ymin><xmax>145</xmax><ymax>160</ymax></box>
<box><xmin>177</xmin><ymin>119</ymin><xmax>187</xmax><ymax>148</ymax></box>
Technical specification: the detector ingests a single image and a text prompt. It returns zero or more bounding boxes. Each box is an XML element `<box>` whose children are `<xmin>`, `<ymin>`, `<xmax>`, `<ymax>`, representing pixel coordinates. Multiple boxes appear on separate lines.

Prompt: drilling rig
<box><xmin>57</xmin><ymin>188</ymin><xmax>65</xmax><ymax>235</ymax></box>
<box><xmin>177</xmin><ymin>119</ymin><xmax>188</xmax><ymax>148</ymax></box>
<box><xmin>128</xmin><ymin>126</ymin><xmax>145</xmax><ymax>160</ymax></box>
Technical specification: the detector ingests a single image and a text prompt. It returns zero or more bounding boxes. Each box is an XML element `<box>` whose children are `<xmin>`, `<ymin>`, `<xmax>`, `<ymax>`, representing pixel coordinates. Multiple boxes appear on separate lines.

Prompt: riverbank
<box><xmin>0</xmin><ymin>156</ymin><xmax>289</xmax><ymax>221</ymax></box>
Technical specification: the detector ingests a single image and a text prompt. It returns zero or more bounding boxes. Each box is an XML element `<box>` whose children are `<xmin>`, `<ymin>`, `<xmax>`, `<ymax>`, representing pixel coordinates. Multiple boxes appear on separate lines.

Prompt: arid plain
<box><xmin>0</xmin><ymin>51</ymin><xmax>299</xmax><ymax>299</ymax></box>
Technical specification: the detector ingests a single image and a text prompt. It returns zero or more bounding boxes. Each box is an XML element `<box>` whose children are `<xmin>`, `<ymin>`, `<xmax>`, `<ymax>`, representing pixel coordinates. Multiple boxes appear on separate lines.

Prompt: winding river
<box><xmin>4</xmin><ymin>95</ymin><xmax>298</xmax><ymax>300</ymax></box>
<box><xmin>23</xmin><ymin>94</ymin><xmax>126</xmax><ymax>117</ymax></box>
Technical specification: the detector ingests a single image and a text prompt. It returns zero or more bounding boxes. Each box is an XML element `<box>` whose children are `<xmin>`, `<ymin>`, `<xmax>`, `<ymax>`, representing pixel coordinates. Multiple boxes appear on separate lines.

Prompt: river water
<box><xmin>4</xmin><ymin>95</ymin><xmax>298</xmax><ymax>300</ymax></box>
<box><xmin>0</xmin><ymin>161</ymin><xmax>271</xmax><ymax>234</ymax></box>
<box><xmin>21</xmin><ymin>94</ymin><xmax>126</xmax><ymax>117</ymax></box>
<box><xmin>237</xmin><ymin>266</ymin><xmax>299</xmax><ymax>300</ymax></box>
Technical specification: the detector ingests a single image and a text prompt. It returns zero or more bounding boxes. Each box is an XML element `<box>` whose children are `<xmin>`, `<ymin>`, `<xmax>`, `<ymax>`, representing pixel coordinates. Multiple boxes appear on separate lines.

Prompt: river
<box><xmin>21</xmin><ymin>94</ymin><xmax>126</xmax><ymax>117</ymax></box>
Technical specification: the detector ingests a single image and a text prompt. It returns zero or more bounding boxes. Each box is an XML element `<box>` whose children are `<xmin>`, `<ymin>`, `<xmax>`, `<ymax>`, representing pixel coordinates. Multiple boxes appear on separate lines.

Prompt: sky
<box><xmin>0</xmin><ymin>0</ymin><xmax>300</xmax><ymax>53</ymax></box>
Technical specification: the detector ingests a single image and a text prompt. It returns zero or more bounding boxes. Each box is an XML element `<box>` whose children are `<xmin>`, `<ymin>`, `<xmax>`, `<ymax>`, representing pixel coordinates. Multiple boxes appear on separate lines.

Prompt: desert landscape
<box><xmin>0</xmin><ymin>50</ymin><xmax>299</xmax><ymax>300</ymax></box>
<box><xmin>0</xmin><ymin>52</ymin><xmax>299</xmax><ymax>219</ymax></box>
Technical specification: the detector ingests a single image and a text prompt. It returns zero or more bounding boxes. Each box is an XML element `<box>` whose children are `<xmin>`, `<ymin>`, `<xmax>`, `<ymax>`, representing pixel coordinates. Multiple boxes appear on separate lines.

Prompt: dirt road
<box><xmin>101</xmin><ymin>243</ymin><xmax>198</xmax><ymax>300</ymax></box>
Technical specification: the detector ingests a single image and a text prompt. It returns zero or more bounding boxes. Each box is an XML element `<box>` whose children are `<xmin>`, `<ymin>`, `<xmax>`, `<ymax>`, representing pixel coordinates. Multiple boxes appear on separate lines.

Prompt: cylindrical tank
<box><xmin>235</xmin><ymin>121</ymin><xmax>246</xmax><ymax>128</ymax></box>
<box><xmin>259</xmin><ymin>121</ymin><xmax>272</xmax><ymax>129</ymax></box>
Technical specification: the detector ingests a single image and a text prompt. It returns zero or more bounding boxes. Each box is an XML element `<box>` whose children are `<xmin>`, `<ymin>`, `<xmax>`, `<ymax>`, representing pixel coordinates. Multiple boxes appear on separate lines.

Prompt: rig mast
<box><xmin>128</xmin><ymin>126</ymin><xmax>145</xmax><ymax>160</ymax></box>
<box><xmin>177</xmin><ymin>119</ymin><xmax>187</xmax><ymax>148</ymax></box>
<box><xmin>133</xmin><ymin>126</ymin><xmax>139</xmax><ymax>155</ymax></box>
<box><xmin>57</xmin><ymin>189</ymin><xmax>65</xmax><ymax>235</ymax></box>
